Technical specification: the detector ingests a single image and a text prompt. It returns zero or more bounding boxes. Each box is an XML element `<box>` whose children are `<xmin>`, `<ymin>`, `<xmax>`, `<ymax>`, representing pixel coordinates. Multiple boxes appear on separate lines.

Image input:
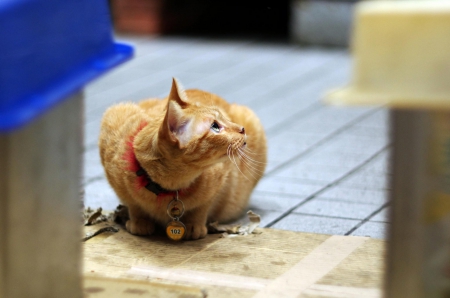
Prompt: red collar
<box><xmin>122</xmin><ymin>121</ymin><xmax>179</xmax><ymax>198</ymax></box>
<box><xmin>135</xmin><ymin>165</ymin><xmax>174</xmax><ymax>196</ymax></box>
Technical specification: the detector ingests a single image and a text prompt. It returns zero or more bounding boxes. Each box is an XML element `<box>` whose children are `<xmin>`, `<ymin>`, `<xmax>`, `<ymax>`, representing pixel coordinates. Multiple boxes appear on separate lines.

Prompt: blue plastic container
<box><xmin>0</xmin><ymin>0</ymin><xmax>133</xmax><ymax>132</ymax></box>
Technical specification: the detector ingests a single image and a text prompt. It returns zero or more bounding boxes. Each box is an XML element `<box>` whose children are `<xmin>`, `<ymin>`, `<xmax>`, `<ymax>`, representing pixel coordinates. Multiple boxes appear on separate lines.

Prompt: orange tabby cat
<box><xmin>99</xmin><ymin>78</ymin><xmax>267</xmax><ymax>240</ymax></box>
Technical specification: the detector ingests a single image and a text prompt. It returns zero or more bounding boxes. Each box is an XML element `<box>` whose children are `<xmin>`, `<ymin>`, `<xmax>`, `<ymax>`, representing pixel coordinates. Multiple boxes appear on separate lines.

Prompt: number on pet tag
<box><xmin>166</xmin><ymin>220</ymin><xmax>186</xmax><ymax>241</ymax></box>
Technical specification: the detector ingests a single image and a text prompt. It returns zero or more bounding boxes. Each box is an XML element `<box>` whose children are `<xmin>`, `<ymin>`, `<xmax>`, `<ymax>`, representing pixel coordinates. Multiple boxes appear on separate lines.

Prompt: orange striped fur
<box><xmin>99</xmin><ymin>78</ymin><xmax>267</xmax><ymax>240</ymax></box>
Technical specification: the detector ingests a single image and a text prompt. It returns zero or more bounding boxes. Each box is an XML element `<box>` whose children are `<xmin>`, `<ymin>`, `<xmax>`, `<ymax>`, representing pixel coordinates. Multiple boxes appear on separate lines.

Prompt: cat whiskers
<box><xmin>237</xmin><ymin>148</ymin><xmax>266</xmax><ymax>178</ymax></box>
<box><xmin>227</xmin><ymin>144</ymin><xmax>251</xmax><ymax>181</ymax></box>
<box><xmin>238</xmin><ymin>148</ymin><xmax>266</xmax><ymax>165</ymax></box>
<box><xmin>241</xmin><ymin>146</ymin><xmax>265</xmax><ymax>157</ymax></box>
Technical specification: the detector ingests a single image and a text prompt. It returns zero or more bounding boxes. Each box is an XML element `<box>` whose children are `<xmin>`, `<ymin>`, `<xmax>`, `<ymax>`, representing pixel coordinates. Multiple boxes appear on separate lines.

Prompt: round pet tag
<box><xmin>166</xmin><ymin>220</ymin><xmax>186</xmax><ymax>241</ymax></box>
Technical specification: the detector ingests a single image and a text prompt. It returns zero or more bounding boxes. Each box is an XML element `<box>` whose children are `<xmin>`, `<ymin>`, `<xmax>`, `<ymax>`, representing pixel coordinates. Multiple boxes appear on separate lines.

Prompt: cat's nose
<box><xmin>239</xmin><ymin>127</ymin><xmax>245</xmax><ymax>134</ymax></box>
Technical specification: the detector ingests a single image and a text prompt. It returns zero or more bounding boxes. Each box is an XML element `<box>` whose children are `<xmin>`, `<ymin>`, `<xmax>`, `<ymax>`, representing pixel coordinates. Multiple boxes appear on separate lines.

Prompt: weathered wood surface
<box><xmin>83</xmin><ymin>224</ymin><xmax>385</xmax><ymax>298</ymax></box>
<box><xmin>0</xmin><ymin>94</ymin><xmax>83</xmax><ymax>298</ymax></box>
<box><xmin>84</xmin><ymin>275</ymin><xmax>205</xmax><ymax>298</ymax></box>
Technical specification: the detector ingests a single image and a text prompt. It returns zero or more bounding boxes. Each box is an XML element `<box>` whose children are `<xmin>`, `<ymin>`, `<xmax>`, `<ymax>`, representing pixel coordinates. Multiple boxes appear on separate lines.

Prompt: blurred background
<box><xmin>108</xmin><ymin>0</ymin><xmax>357</xmax><ymax>46</ymax></box>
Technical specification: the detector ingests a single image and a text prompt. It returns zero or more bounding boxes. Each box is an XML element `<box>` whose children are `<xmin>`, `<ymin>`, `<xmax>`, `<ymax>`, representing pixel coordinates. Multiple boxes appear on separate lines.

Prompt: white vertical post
<box><xmin>0</xmin><ymin>93</ymin><xmax>83</xmax><ymax>298</ymax></box>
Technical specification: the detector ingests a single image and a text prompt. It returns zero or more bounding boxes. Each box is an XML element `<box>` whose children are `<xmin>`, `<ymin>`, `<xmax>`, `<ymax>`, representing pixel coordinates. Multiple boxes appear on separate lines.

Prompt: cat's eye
<box><xmin>211</xmin><ymin>122</ymin><xmax>221</xmax><ymax>133</ymax></box>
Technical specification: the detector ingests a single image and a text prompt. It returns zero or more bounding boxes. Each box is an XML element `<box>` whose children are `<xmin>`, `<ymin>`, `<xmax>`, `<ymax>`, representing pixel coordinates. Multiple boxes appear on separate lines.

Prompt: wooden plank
<box><xmin>0</xmin><ymin>94</ymin><xmax>83</xmax><ymax>298</ymax></box>
<box><xmin>84</xmin><ymin>276</ymin><xmax>205</xmax><ymax>298</ymax></box>
<box><xmin>83</xmin><ymin>225</ymin><xmax>384</xmax><ymax>298</ymax></box>
<box><xmin>253</xmin><ymin>235</ymin><xmax>368</xmax><ymax>298</ymax></box>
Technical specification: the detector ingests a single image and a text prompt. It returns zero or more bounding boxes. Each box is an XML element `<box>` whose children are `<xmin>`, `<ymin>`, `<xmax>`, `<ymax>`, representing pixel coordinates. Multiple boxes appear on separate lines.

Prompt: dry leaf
<box><xmin>208</xmin><ymin>210</ymin><xmax>262</xmax><ymax>238</ymax></box>
<box><xmin>83</xmin><ymin>207</ymin><xmax>108</xmax><ymax>226</ymax></box>
<box><xmin>82</xmin><ymin>226</ymin><xmax>119</xmax><ymax>242</ymax></box>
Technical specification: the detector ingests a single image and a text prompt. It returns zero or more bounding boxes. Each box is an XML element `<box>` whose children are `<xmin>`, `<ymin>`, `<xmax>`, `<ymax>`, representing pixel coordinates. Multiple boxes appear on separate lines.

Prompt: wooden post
<box><xmin>386</xmin><ymin>110</ymin><xmax>429</xmax><ymax>298</ymax></box>
<box><xmin>0</xmin><ymin>93</ymin><xmax>83</xmax><ymax>298</ymax></box>
<box><xmin>387</xmin><ymin>110</ymin><xmax>450</xmax><ymax>297</ymax></box>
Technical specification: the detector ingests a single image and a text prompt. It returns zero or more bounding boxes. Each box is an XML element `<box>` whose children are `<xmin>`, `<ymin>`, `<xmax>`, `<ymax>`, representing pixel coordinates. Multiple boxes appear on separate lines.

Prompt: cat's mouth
<box><xmin>242</xmin><ymin>136</ymin><xmax>247</xmax><ymax>148</ymax></box>
<box><xmin>226</xmin><ymin>135</ymin><xmax>247</xmax><ymax>154</ymax></box>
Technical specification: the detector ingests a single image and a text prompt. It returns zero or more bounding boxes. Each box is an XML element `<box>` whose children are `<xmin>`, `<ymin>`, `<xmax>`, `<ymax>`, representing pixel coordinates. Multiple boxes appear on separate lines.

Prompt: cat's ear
<box><xmin>164</xmin><ymin>78</ymin><xmax>193</xmax><ymax>147</ymax></box>
<box><xmin>168</xmin><ymin>77</ymin><xmax>188</xmax><ymax>107</ymax></box>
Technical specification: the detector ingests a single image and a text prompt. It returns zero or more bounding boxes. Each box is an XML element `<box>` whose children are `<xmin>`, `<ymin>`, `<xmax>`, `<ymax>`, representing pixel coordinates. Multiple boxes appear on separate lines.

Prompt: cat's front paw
<box><xmin>125</xmin><ymin>218</ymin><xmax>155</xmax><ymax>236</ymax></box>
<box><xmin>184</xmin><ymin>223</ymin><xmax>207</xmax><ymax>240</ymax></box>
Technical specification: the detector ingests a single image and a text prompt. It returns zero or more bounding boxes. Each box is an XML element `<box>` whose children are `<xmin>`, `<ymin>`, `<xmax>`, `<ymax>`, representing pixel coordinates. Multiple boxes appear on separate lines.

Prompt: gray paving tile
<box><xmin>294</xmin><ymin>198</ymin><xmax>383</xmax><ymax>220</ymax></box>
<box><xmin>254</xmin><ymin>177</ymin><xmax>326</xmax><ymax>197</ymax></box>
<box><xmin>121</xmin><ymin>37</ymin><xmax>201</xmax><ymax>59</ymax></box>
<box><xmin>83</xmin><ymin>148</ymin><xmax>103</xmax><ymax>182</ymax></box>
<box><xmin>356</xmin><ymin>109</ymin><xmax>390</xmax><ymax>128</ymax></box>
<box><xmin>317</xmin><ymin>134</ymin><xmax>388</xmax><ymax>155</ymax></box>
<box><xmin>85</xmin><ymin>72</ymin><xmax>173</xmax><ymax>120</ymax></box>
<box><xmin>84</xmin><ymin>194</ymin><xmax>121</xmax><ymax>211</ymax></box>
<box><xmin>123</xmin><ymin>73</ymin><xmax>208</xmax><ymax>101</ymax></box>
<box><xmin>268</xmin><ymin>131</ymin><xmax>324</xmax><ymax>149</ymax></box>
<box><xmin>346</xmin><ymin>125</ymin><xmax>389</xmax><ymax>140</ymax></box>
<box><xmin>318</xmin><ymin>186</ymin><xmax>388</xmax><ymax>205</ymax></box>
<box><xmin>370</xmin><ymin>206</ymin><xmax>391</xmax><ymax>223</ymax></box>
<box><xmin>361</xmin><ymin>152</ymin><xmax>392</xmax><ymax>175</ymax></box>
<box><xmin>301</xmin><ymin>150</ymin><xmax>374</xmax><ymax>168</ymax></box>
<box><xmin>83</xmin><ymin>163</ymin><xmax>104</xmax><ymax>185</ymax></box>
<box><xmin>226</xmin><ymin>54</ymin><xmax>348</xmax><ymax>106</ymax></box>
<box><xmin>84</xmin><ymin>119</ymin><xmax>101</xmax><ymax>148</ymax></box>
<box><xmin>186</xmin><ymin>56</ymin><xmax>251</xmax><ymax>75</ymax></box>
<box><xmin>272</xmin><ymin>213</ymin><xmax>360</xmax><ymax>235</ymax></box>
<box><xmin>273</xmin><ymin>161</ymin><xmax>354</xmax><ymax>182</ymax></box>
<box><xmin>337</xmin><ymin>172</ymin><xmax>389</xmax><ymax>191</ymax></box>
<box><xmin>249</xmin><ymin>192</ymin><xmax>307</xmax><ymax>211</ymax></box>
<box><xmin>276</xmin><ymin>121</ymin><xmax>340</xmax><ymax>137</ymax></box>
<box><xmin>86</xmin><ymin>68</ymin><xmax>156</xmax><ymax>96</ymax></box>
<box><xmin>299</xmin><ymin>106</ymin><xmax>373</xmax><ymax>126</ymax></box>
<box><xmin>265</xmin><ymin>160</ymin><xmax>285</xmax><ymax>174</ymax></box>
<box><xmin>84</xmin><ymin>178</ymin><xmax>115</xmax><ymax>196</ymax></box>
<box><xmin>349</xmin><ymin>222</ymin><xmax>389</xmax><ymax>239</ymax></box>
<box><xmin>84</xmin><ymin>146</ymin><xmax>101</xmax><ymax>162</ymax></box>
<box><xmin>266</xmin><ymin>135</ymin><xmax>323</xmax><ymax>164</ymax></box>
<box><xmin>83</xmin><ymin>179</ymin><xmax>120</xmax><ymax>210</ymax></box>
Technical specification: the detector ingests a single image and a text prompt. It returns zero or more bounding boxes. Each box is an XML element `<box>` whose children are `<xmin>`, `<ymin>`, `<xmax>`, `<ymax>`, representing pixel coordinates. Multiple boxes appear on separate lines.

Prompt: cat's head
<box><xmin>158</xmin><ymin>78</ymin><xmax>246</xmax><ymax>167</ymax></box>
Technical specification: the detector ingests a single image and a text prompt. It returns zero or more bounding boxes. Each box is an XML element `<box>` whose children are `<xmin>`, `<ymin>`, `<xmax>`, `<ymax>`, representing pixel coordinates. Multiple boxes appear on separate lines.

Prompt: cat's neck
<box><xmin>132</xmin><ymin>121</ymin><xmax>204</xmax><ymax>191</ymax></box>
<box><xmin>138</xmin><ymin>157</ymin><xmax>202</xmax><ymax>191</ymax></box>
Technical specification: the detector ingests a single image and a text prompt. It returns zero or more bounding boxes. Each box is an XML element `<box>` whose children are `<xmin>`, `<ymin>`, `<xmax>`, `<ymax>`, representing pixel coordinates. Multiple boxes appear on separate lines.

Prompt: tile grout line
<box><xmin>264</xmin><ymin>107</ymin><xmax>384</xmax><ymax>177</ymax></box>
<box><xmin>265</xmin><ymin>102</ymin><xmax>322</xmax><ymax>137</ymax></box>
<box><xmin>247</xmin><ymin>55</ymin><xmax>347</xmax><ymax>107</ymax></box>
<box><xmin>86</xmin><ymin>37</ymin><xmax>206</xmax><ymax>95</ymax></box>
<box><xmin>344</xmin><ymin>202</ymin><xmax>390</xmax><ymax>236</ymax></box>
<box><xmin>264</xmin><ymin>145</ymin><xmax>391</xmax><ymax>228</ymax></box>
<box><xmin>82</xmin><ymin>175</ymin><xmax>104</xmax><ymax>187</ymax></box>
<box><xmin>273</xmin><ymin>211</ymin><xmax>384</xmax><ymax>222</ymax></box>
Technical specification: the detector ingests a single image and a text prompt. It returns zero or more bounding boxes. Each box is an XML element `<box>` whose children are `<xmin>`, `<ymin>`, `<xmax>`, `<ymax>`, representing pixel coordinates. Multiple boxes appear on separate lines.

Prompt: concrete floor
<box><xmin>83</xmin><ymin>34</ymin><xmax>391</xmax><ymax>239</ymax></box>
